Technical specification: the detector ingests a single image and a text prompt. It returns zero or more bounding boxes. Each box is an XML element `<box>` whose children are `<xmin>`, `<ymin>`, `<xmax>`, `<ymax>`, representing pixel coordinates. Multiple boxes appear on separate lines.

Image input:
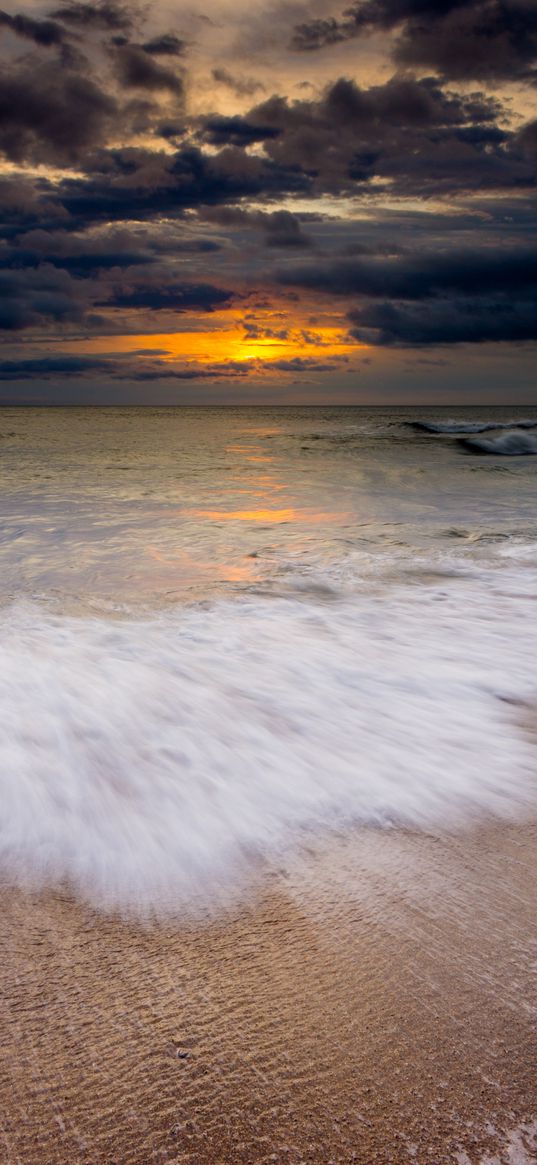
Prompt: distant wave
<box><xmin>409</xmin><ymin>419</ymin><xmax>537</xmax><ymax>435</ymax></box>
<box><xmin>1</xmin><ymin>580</ymin><xmax>536</xmax><ymax>914</ymax></box>
<box><xmin>459</xmin><ymin>431</ymin><xmax>537</xmax><ymax>456</ymax></box>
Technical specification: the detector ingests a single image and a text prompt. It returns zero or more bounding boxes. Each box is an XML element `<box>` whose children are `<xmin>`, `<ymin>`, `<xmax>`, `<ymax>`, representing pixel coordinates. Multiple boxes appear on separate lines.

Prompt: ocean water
<box><xmin>1</xmin><ymin>405</ymin><xmax>537</xmax><ymax>912</ymax></box>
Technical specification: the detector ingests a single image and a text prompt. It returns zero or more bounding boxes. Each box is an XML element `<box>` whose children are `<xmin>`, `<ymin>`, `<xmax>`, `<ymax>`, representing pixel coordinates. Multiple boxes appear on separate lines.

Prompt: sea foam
<box><xmin>409</xmin><ymin>419</ymin><xmax>537</xmax><ymax>435</ymax></box>
<box><xmin>459</xmin><ymin>431</ymin><xmax>537</xmax><ymax>455</ymax></box>
<box><xmin>1</xmin><ymin>576</ymin><xmax>536</xmax><ymax>913</ymax></box>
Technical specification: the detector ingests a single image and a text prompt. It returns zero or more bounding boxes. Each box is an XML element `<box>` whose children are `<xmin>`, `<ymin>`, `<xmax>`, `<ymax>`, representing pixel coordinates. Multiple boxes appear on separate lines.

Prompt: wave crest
<box><xmin>409</xmin><ymin>419</ymin><xmax>537</xmax><ymax>435</ymax></box>
<box><xmin>459</xmin><ymin>431</ymin><xmax>537</xmax><ymax>456</ymax></box>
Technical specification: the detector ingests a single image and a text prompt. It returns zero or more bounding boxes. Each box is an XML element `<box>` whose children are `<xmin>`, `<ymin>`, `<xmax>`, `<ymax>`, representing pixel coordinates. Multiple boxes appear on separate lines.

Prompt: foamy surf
<box><xmin>459</xmin><ymin>431</ymin><xmax>537</xmax><ymax>455</ymax></box>
<box><xmin>409</xmin><ymin>419</ymin><xmax>537</xmax><ymax>434</ymax></box>
<box><xmin>1</xmin><ymin>572</ymin><xmax>537</xmax><ymax>915</ymax></box>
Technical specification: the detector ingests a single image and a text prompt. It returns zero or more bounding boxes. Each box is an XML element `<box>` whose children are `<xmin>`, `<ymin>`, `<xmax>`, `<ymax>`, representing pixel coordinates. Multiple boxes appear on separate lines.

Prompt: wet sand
<box><xmin>1</xmin><ymin>823</ymin><xmax>537</xmax><ymax>1165</ymax></box>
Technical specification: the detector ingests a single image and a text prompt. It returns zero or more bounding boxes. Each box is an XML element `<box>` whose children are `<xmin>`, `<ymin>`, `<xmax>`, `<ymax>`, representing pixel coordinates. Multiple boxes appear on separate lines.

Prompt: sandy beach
<box><xmin>1</xmin><ymin>821</ymin><xmax>536</xmax><ymax>1165</ymax></box>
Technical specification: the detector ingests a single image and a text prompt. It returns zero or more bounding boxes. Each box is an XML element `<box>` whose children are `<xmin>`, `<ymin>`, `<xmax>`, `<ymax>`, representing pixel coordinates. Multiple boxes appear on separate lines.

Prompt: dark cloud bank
<box><xmin>291</xmin><ymin>0</ymin><xmax>537</xmax><ymax>84</ymax></box>
<box><xmin>0</xmin><ymin>0</ymin><xmax>536</xmax><ymax>393</ymax></box>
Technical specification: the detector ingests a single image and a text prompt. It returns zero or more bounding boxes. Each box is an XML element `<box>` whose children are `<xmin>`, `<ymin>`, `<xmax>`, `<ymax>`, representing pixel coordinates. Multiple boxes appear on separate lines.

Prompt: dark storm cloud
<box><xmin>263</xmin><ymin>211</ymin><xmax>313</xmax><ymax>248</ymax></box>
<box><xmin>54</xmin><ymin>146</ymin><xmax>312</xmax><ymax>228</ymax></box>
<box><xmin>0</xmin><ymin>266</ymin><xmax>89</xmax><ymax>330</ymax></box>
<box><xmin>0</xmin><ymin>350</ymin><xmax>347</xmax><ymax>382</ymax></box>
<box><xmin>0</xmin><ymin>355</ymin><xmax>115</xmax><ymax>378</ymax></box>
<box><xmin>49</xmin><ymin>0</ymin><xmax>132</xmax><ymax>31</ymax></box>
<box><xmin>199</xmin><ymin>115</ymin><xmax>281</xmax><ymax>147</ymax></box>
<box><xmin>278</xmin><ymin>247</ymin><xmax>537</xmax><ymax>299</ymax></box>
<box><xmin>141</xmin><ymin>33</ymin><xmax>185</xmax><ymax>56</ymax></box>
<box><xmin>102</xmin><ymin>282</ymin><xmax>234</xmax><ymax>311</ymax></box>
<box><xmin>200</xmin><ymin>205</ymin><xmax>313</xmax><ymax>247</ymax></box>
<box><xmin>0</xmin><ymin>4</ymin><xmax>185</xmax><ymax>166</ymax></box>
<box><xmin>0</xmin><ymin>210</ymin><xmax>234</xmax><ymax>331</ymax></box>
<box><xmin>249</xmin><ymin>76</ymin><xmax>500</xmax><ymax>146</ymax></box>
<box><xmin>157</xmin><ymin>122</ymin><xmax>186</xmax><ymax>141</ymax></box>
<box><xmin>0</xmin><ymin>1</ymin><xmax>535</xmax><ymax>373</ymax></box>
<box><xmin>516</xmin><ymin>119</ymin><xmax>537</xmax><ymax>155</ymax></box>
<box><xmin>0</xmin><ymin>31</ymin><xmax>530</xmax><ymax>206</ymax></box>
<box><xmin>280</xmin><ymin>244</ymin><xmax>537</xmax><ymax>346</ymax></box>
<box><xmin>393</xmin><ymin>1</ymin><xmax>537</xmax><ymax>83</ymax></box>
<box><xmin>3</xmin><ymin>225</ymin><xmax>223</xmax><ymax>274</ymax></box>
<box><xmin>0</xmin><ymin>354</ymin><xmax>251</xmax><ymax>381</ymax></box>
<box><xmin>348</xmin><ymin>298</ymin><xmax>537</xmax><ymax>345</ymax></box>
<box><xmin>291</xmin><ymin>1</ymin><xmax>537</xmax><ymax>84</ymax></box>
<box><xmin>113</xmin><ymin>44</ymin><xmax>183</xmax><ymax>93</ymax></box>
<box><xmin>0</xmin><ymin>9</ymin><xmax>65</xmax><ymax>45</ymax></box>
<box><xmin>0</xmin><ymin>63</ymin><xmax>116</xmax><ymax>164</ymax></box>
<box><xmin>0</xmin><ymin>178</ymin><xmax>68</xmax><ymax>239</ymax></box>
<box><xmin>3</xmin><ymin>235</ymin><xmax>152</xmax><ymax>276</ymax></box>
<box><xmin>235</xmin><ymin>77</ymin><xmax>528</xmax><ymax>198</ymax></box>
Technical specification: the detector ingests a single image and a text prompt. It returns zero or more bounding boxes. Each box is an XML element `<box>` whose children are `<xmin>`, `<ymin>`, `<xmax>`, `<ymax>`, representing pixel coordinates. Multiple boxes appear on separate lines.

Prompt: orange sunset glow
<box><xmin>60</xmin><ymin>306</ymin><xmax>363</xmax><ymax>375</ymax></box>
<box><xmin>0</xmin><ymin>0</ymin><xmax>535</xmax><ymax>407</ymax></box>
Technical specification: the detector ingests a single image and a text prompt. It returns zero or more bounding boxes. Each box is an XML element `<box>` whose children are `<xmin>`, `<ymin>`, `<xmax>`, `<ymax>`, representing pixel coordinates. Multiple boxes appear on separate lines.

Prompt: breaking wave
<box><xmin>459</xmin><ymin>431</ymin><xmax>537</xmax><ymax>456</ymax></box>
<box><xmin>409</xmin><ymin>419</ymin><xmax>537</xmax><ymax>435</ymax></box>
<box><xmin>1</xmin><ymin>575</ymin><xmax>537</xmax><ymax>914</ymax></box>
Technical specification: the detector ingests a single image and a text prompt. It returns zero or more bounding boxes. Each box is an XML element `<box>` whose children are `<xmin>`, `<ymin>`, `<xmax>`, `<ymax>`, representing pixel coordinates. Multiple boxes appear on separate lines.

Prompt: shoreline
<box><xmin>2</xmin><ymin>821</ymin><xmax>537</xmax><ymax>1164</ymax></box>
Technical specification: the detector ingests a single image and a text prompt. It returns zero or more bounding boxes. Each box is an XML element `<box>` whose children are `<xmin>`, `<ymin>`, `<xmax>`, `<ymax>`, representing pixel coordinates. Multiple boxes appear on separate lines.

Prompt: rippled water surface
<box><xmin>1</xmin><ymin>406</ymin><xmax>537</xmax><ymax>910</ymax></box>
<box><xmin>0</xmin><ymin>405</ymin><xmax>535</xmax><ymax>608</ymax></box>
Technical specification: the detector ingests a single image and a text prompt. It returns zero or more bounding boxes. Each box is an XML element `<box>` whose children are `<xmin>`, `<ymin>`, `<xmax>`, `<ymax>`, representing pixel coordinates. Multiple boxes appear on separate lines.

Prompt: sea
<box><xmin>1</xmin><ymin>405</ymin><xmax>537</xmax><ymax>913</ymax></box>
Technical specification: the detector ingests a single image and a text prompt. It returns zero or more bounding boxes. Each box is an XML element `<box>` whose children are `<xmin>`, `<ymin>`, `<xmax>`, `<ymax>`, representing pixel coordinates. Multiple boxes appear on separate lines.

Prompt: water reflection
<box><xmin>1</xmin><ymin>406</ymin><xmax>535</xmax><ymax>612</ymax></box>
<box><xmin>146</xmin><ymin>545</ymin><xmax>257</xmax><ymax>586</ymax></box>
<box><xmin>196</xmin><ymin>509</ymin><xmax>296</xmax><ymax>523</ymax></box>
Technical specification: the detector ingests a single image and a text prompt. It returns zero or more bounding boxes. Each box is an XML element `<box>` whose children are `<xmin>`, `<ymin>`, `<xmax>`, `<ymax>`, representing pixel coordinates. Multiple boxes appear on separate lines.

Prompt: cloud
<box><xmin>280</xmin><ymin>244</ymin><xmax>537</xmax><ymax>347</ymax></box>
<box><xmin>4</xmin><ymin>228</ymin><xmax>153</xmax><ymax>275</ymax></box>
<box><xmin>211</xmin><ymin>67</ymin><xmax>265</xmax><ymax>98</ymax></box>
<box><xmin>49</xmin><ymin>1</ymin><xmax>133</xmax><ymax>32</ymax></box>
<box><xmin>268</xmin><ymin>356</ymin><xmax>348</xmax><ymax>371</ymax></box>
<box><xmin>125</xmin><ymin>362</ymin><xmax>249</xmax><ymax>381</ymax></box>
<box><xmin>199</xmin><ymin>114</ymin><xmax>281</xmax><ymax>147</ymax></box>
<box><xmin>0</xmin><ymin>38</ymin><xmax>529</xmax><ymax>214</ymax></box>
<box><xmin>0</xmin><ymin>0</ymin><xmax>535</xmax><ymax>378</ymax></box>
<box><xmin>0</xmin><ymin>63</ymin><xmax>116</xmax><ymax>163</ymax></box>
<box><xmin>291</xmin><ymin>1</ymin><xmax>537</xmax><ymax>84</ymax></box>
<box><xmin>230</xmin><ymin>77</ymin><xmax>521</xmax><ymax>198</ymax></box>
<box><xmin>0</xmin><ymin>266</ymin><xmax>89</xmax><ymax>330</ymax></box>
<box><xmin>0</xmin><ymin>355</ymin><xmax>115</xmax><ymax>378</ymax></box>
<box><xmin>263</xmin><ymin>210</ymin><xmax>313</xmax><ymax>248</ymax></box>
<box><xmin>0</xmin><ymin>354</ymin><xmax>251</xmax><ymax>380</ymax></box>
<box><xmin>392</xmin><ymin>0</ymin><xmax>537</xmax><ymax>83</ymax></box>
<box><xmin>515</xmin><ymin>118</ymin><xmax>537</xmax><ymax>155</ymax></box>
<box><xmin>348</xmin><ymin>298</ymin><xmax>537</xmax><ymax>345</ymax></box>
<box><xmin>141</xmin><ymin>33</ymin><xmax>185</xmax><ymax>56</ymax></box>
<box><xmin>201</xmin><ymin>205</ymin><xmax>313</xmax><ymax>247</ymax></box>
<box><xmin>51</xmin><ymin>145</ymin><xmax>312</xmax><ymax>229</ymax></box>
<box><xmin>278</xmin><ymin>246</ymin><xmax>537</xmax><ymax>298</ymax></box>
<box><xmin>101</xmin><ymin>281</ymin><xmax>235</xmax><ymax>311</ymax></box>
<box><xmin>0</xmin><ymin>9</ymin><xmax>65</xmax><ymax>46</ymax></box>
<box><xmin>113</xmin><ymin>44</ymin><xmax>183</xmax><ymax>93</ymax></box>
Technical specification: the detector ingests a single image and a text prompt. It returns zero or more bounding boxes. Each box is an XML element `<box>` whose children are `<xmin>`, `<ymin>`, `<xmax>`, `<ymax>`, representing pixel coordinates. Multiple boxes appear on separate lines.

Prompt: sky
<box><xmin>0</xmin><ymin>0</ymin><xmax>536</xmax><ymax>404</ymax></box>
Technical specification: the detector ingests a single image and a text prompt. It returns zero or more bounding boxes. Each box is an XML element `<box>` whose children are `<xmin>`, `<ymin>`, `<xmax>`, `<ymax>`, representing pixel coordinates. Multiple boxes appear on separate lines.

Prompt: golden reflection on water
<box><xmin>196</xmin><ymin>509</ymin><xmax>296</xmax><ymax>523</ymax></box>
<box><xmin>194</xmin><ymin>507</ymin><xmax>350</xmax><ymax>525</ymax></box>
<box><xmin>144</xmin><ymin>424</ymin><xmax>350</xmax><ymax>590</ymax></box>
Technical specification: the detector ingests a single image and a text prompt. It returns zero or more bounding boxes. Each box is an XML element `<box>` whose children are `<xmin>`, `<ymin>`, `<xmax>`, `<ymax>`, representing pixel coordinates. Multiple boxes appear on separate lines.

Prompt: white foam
<box><xmin>1</xmin><ymin>575</ymin><xmax>537</xmax><ymax>913</ymax></box>
<box><xmin>411</xmin><ymin>419</ymin><xmax>537</xmax><ymax>435</ymax></box>
<box><xmin>460</xmin><ymin>431</ymin><xmax>537</xmax><ymax>456</ymax></box>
